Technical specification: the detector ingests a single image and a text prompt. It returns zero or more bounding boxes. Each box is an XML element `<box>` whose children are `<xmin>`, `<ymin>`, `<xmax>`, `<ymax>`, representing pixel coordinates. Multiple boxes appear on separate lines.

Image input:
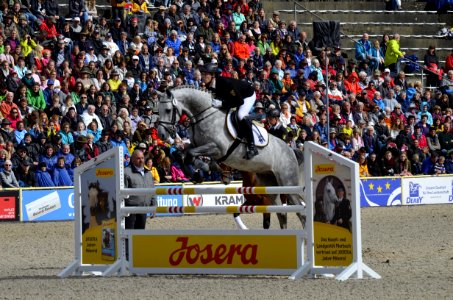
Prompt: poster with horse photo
<box><xmin>79</xmin><ymin>159</ymin><xmax>118</xmax><ymax>265</ymax></box>
<box><xmin>312</xmin><ymin>155</ymin><xmax>353</xmax><ymax>267</ymax></box>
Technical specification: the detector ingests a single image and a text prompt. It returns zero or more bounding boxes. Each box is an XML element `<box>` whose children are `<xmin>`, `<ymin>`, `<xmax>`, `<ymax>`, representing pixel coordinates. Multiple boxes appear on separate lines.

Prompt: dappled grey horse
<box><xmin>157</xmin><ymin>86</ymin><xmax>305</xmax><ymax>229</ymax></box>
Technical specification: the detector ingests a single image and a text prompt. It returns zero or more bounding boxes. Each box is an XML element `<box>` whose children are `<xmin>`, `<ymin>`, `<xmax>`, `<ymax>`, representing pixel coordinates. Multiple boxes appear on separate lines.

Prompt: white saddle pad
<box><xmin>226</xmin><ymin>112</ymin><xmax>269</xmax><ymax>148</ymax></box>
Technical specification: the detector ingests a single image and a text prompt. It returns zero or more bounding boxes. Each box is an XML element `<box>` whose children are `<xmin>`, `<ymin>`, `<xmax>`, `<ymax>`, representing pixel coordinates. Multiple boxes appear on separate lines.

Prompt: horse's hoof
<box><xmin>191</xmin><ymin>171</ymin><xmax>203</xmax><ymax>184</ymax></box>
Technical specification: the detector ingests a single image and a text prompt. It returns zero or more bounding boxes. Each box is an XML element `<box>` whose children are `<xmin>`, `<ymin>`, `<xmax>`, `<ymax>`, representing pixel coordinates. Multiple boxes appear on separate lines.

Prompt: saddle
<box><xmin>226</xmin><ymin>111</ymin><xmax>269</xmax><ymax>148</ymax></box>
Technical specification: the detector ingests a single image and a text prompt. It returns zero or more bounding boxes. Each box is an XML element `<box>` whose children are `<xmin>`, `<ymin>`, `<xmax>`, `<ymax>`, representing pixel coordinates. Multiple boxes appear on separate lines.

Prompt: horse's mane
<box><xmin>170</xmin><ymin>85</ymin><xmax>214</xmax><ymax>98</ymax></box>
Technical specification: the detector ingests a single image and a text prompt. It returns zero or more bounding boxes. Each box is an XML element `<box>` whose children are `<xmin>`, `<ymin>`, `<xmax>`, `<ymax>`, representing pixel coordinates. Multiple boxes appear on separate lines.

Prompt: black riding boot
<box><xmin>239</xmin><ymin>118</ymin><xmax>258</xmax><ymax>160</ymax></box>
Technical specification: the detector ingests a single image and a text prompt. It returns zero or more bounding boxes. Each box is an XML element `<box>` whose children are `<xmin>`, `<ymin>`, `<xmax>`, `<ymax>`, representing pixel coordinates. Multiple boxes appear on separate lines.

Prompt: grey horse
<box><xmin>157</xmin><ymin>86</ymin><xmax>305</xmax><ymax>229</ymax></box>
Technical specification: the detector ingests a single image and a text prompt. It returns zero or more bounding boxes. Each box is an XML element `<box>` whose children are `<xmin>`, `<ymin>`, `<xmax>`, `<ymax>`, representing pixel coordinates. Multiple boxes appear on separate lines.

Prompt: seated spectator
<box><xmin>422</xmin><ymin>152</ymin><xmax>439</xmax><ymax>175</ymax></box>
<box><xmin>53</xmin><ymin>157</ymin><xmax>73</xmax><ymax>186</ymax></box>
<box><xmin>35</xmin><ymin>162</ymin><xmax>55</xmax><ymax>187</ymax></box>
<box><xmin>0</xmin><ymin>159</ymin><xmax>19</xmax><ymax>188</ymax></box>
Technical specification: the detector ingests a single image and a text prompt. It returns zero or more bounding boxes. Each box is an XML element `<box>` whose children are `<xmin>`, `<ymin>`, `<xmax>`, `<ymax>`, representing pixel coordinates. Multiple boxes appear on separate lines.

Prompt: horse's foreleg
<box><xmin>187</xmin><ymin>142</ymin><xmax>222</xmax><ymax>158</ymax></box>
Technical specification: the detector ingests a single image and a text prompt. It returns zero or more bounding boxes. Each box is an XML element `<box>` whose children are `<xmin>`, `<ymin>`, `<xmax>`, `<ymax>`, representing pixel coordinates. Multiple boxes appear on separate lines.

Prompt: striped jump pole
<box><xmin>121</xmin><ymin>205</ymin><xmax>306</xmax><ymax>216</ymax></box>
<box><xmin>120</xmin><ymin>186</ymin><xmax>304</xmax><ymax>197</ymax></box>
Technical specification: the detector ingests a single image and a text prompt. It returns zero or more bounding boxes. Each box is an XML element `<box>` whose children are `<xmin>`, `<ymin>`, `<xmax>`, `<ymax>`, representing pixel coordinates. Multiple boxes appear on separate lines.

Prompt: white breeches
<box><xmin>237</xmin><ymin>93</ymin><xmax>256</xmax><ymax>120</ymax></box>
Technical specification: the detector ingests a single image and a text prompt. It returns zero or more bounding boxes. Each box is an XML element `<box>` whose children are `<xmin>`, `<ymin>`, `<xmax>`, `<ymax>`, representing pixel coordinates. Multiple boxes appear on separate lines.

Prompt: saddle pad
<box><xmin>226</xmin><ymin>112</ymin><xmax>269</xmax><ymax>148</ymax></box>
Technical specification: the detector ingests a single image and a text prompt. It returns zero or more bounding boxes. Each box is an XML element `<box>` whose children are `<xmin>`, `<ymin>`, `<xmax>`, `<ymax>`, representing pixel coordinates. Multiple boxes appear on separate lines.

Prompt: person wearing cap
<box><xmin>5</xmin><ymin>67</ymin><xmax>20</xmax><ymax>93</ymax></box>
<box><xmin>15</xmin><ymin>159</ymin><xmax>35</xmax><ymax>187</ymax></box>
<box><xmin>194</xmin><ymin>17</ymin><xmax>215</xmax><ymax>43</ymax></box>
<box><xmin>96</xmin><ymin>129</ymin><xmax>113</xmax><ymax>154</ymax></box>
<box><xmin>0</xmin><ymin>118</ymin><xmax>14</xmax><ymax>142</ymax></box>
<box><xmin>384</xmin><ymin>33</ymin><xmax>405</xmax><ymax>75</ymax></box>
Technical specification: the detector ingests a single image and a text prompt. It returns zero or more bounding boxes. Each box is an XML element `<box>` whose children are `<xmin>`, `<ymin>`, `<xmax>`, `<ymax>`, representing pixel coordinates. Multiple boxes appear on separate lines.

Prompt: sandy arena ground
<box><xmin>1</xmin><ymin>204</ymin><xmax>453</xmax><ymax>299</ymax></box>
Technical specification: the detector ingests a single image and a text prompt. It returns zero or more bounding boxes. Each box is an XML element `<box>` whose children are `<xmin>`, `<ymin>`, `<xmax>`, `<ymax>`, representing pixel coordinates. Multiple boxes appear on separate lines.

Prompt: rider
<box><xmin>266</xmin><ymin>109</ymin><xmax>287</xmax><ymax>140</ymax></box>
<box><xmin>201</xmin><ymin>63</ymin><xmax>258</xmax><ymax>160</ymax></box>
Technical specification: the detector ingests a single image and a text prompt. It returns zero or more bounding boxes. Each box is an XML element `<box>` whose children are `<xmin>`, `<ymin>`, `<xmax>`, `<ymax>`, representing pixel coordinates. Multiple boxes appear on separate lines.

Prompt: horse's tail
<box><xmin>294</xmin><ymin>149</ymin><xmax>305</xmax><ymax>204</ymax></box>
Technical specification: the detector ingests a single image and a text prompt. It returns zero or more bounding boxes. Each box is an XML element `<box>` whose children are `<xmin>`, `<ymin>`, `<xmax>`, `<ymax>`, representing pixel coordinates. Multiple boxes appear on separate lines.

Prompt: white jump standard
<box><xmin>59</xmin><ymin>144</ymin><xmax>380</xmax><ymax>281</ymax></box>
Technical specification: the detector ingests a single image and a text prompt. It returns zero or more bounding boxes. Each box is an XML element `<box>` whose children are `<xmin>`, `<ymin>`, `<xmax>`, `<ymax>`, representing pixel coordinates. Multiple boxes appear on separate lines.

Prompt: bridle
<box><xmin>159</xmin><ymin>93</ymin><xmax>219</xmax><ymax>138</ymax></box>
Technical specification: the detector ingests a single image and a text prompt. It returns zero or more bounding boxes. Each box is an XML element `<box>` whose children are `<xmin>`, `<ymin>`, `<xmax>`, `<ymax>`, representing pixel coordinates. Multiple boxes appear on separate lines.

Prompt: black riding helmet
<box><xmin>201</xmin><ymin>63</ymin><xmax>220</xmax><ymax>74</ymax></box>
<box><xmin>267</xmin><ymin>109</ymin><xmax>280</xmax><ymax>118</ymax></box>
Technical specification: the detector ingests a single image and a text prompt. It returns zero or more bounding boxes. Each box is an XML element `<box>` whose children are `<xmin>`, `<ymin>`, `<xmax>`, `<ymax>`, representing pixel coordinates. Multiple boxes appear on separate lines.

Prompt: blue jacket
<box><xmin>110</xmin><ymin>139</ymin><xmax>130</xmax><ymax>157</ymax></box>
<box><xmin>53</xmin><ymin>166</ymin><xmax>73</xmax><ymax>186</ymax></box>
<box><xmin>59</xmin><ymin>131</ymin><xmax>74</xmax><ymax>145</ymax></box>
<box><xmin>39</xmin><ymin>155</ymin><xmax>58</xmax><ymax>172</ymax></box>
<box><xmin>355</xmin><ymin>39</ymin><xmax>371</xmax><ymax>60</ymax></box>
<box><xmin>35</xmin><ymin>170</ymin><xmax>55</xmax><ymax>187</ymax></box>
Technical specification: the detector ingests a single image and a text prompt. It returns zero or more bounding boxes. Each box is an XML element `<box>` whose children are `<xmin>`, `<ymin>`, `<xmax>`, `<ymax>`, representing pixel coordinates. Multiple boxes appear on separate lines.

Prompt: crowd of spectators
<box><xmin>0</xmin><ymin>0</ymin><xmax>452</xmax><ymax>188</ymax></box>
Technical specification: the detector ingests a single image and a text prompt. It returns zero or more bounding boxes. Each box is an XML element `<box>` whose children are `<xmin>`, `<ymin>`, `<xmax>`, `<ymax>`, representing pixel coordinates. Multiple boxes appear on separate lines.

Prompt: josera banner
<box><xmin>0</xmin><ymin>190</ymin><xmax>20</xmax><ymax>221</ymax></box>
<box><xmin>311</xmin><ymin>159</ymin><xmax>353</xmax><ymax>267</ymax></box>
<box><xmin>80</xmin><ymin>161</ymin><xmax>118</xmax><ymax>265</ymax></box>
<box><xmin>21</xmin><ymin>189</ymin><xmax>74</xmax><ymax>221</ymax></box>
<box><xmin>360</xmin><ymin>177</ymin><xmax>402</xmax><ymax>207</ymax></box>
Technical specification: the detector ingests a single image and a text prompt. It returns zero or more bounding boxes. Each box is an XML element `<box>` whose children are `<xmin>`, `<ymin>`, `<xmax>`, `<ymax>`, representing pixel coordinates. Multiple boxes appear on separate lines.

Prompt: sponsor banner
<box><xmin>401</xmin><ymin>176</ymin><xmax>453</xmax><ymax>205</ymax></box>
<box><xmin>313</xmin><ymin>222</ymin><xmax>353</xmax><ymax>266</ymax></box>
<box><xmin>184</xmin><ymin>184</ymin><xmax>245</xmax><ymax>207</ymax></box>
<box><xmin>21</xmin><ymin>189</ymin><xmax>74</xmax><ymax>221</ymax></box>
<box><xmin>80</xmin><ymin>161</ymin><xmax>117</xmax><ymax>265</ymax></box>
<box><xmin>132</xmin><ymin>233</ymin><xmax>298</xmax><ymax>269</ymax></box>
<box><xmin>0</xmin><ymin>190</ymin><xmax>20</xmax><ymax>221</ymax></box>
<box><xmin>311</xmin><ymin>152</ymin><xmax>353</xmax><ymax>267</ymax></box>
<box><xmin>360</xmin><ymin>178</ymin><xmax>402</xmax><ymax>207</ymax></box>
<box><xmin>155</xmin><ymin>186</ymin><xmax>183</xmax><ymax>217</ymax></box>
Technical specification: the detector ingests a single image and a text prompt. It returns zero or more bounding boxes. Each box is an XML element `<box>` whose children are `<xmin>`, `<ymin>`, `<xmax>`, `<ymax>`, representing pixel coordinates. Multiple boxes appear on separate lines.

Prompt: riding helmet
<box><xmin>267</xmin><ymin>109</ymin><xmax>280</xmax><ymax>118</ymax></box>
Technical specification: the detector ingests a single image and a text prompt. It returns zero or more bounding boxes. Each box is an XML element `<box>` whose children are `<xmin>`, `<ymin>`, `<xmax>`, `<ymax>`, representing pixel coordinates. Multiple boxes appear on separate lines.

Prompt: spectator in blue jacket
<box><xmin>355</xmin><ymin>33</ymin><xmax>372</xmax><ymax>62</ymax></box>
<box><xmin>422</xmin><ymin>152</ymin><xmax>439</xmax><ymax>175</ymax></box>
<box><xmin>35</xmin><ymin>162</ymin><xmax>56</xmax><ymax>187</ymax></box>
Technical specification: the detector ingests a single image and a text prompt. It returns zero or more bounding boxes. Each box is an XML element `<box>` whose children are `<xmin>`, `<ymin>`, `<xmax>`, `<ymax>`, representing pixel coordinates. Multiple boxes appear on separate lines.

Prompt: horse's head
<box><xmin>324</xmin><ymin>179</ymin><xmax>339</xmax><ymax>204</ymax></box>
<box><xmin>157</xmin><ymin>89</ymin><xmax>181</xmax><ymax>140</ymax></box>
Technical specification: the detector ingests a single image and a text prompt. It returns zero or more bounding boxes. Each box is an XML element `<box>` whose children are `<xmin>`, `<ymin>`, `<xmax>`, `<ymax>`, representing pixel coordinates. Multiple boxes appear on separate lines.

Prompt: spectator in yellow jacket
<box><xmin>384</xmin><ymin>33</ymin><xmax>405</xmax><ymax>75</ymax></box>
<box><xmin>132</xmin><ymin>0</ymin><xmax>150</xmax><ymax>14</ymax></box>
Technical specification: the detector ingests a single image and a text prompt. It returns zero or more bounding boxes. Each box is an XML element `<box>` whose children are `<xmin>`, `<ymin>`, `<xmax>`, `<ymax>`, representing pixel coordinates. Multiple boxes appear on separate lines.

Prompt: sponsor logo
<box><xmin>25</xmin><ymin>191</ymin><xmax>61</xmax><ymax>221</ymax></box>
<box><xmin>188</xmin><ymin>195</ymin><xmax>203</xmax><ymax>206</ymax></box>
<box><xmin>96</xmin><ymin>168</ymin><xmax>114</xmax><ymax>178</ymax></box>
<box><xmin>215</xmin><ymin>195</ymin><xmax>244</xmax><ymax>205</ymax></box>
<box><xmin>314</xmin><ymin>164</ymin><xmax>335</xmax><ymax>174</ymax></box>
<box><xmin>406</xmin><ymin>182</ymin><xmax>423</xmax><ymax>204</ymax></box>
<box><xmin>0</xmin><ymin>197</ymin><xmax>16</xmax><ymax>220</ymax></box>
<box><xmin>169</xmin><ymin>237</ymin><xmax>258</xmax><ymax>266</ymax></box>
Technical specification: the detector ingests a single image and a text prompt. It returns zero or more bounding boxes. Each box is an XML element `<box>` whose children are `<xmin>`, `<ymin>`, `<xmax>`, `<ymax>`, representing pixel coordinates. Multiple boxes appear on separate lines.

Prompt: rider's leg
<box><xmin>238</xmin><ymin>93</ymin><xmax>258</xmax><ymax>159</ymax></box>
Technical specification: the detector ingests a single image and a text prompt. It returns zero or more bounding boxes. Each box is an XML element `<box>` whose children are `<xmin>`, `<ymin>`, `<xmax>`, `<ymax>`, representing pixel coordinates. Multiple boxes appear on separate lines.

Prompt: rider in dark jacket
<box><xmin>202</xmin><ymin>63</ymin><xmax>258</xmax><ymax>159</ymax></box>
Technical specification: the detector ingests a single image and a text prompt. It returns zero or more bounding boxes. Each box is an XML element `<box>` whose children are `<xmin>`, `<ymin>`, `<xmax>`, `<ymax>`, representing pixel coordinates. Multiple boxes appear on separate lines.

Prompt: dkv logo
<box><xmin>188</xmin><ymin>195</ymin><xmax>203</xmax><ymax>206</ymax></box>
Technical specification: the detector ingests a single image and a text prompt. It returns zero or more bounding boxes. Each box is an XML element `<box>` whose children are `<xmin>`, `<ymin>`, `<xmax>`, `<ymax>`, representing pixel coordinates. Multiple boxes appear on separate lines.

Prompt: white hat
<box><xmin>73</xmin><ymin>17</ymin><xmax>80</xmax><ymax>22</ymax></box>
<box><xmin>132</xmin><ymin>55</ymin><xmax>139</xmax><ymax>60</ymax></box>
<box><xmin>384</xmin><ymin>68</ymin><xmax>391</xmax><ymax>73</ymax></box>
